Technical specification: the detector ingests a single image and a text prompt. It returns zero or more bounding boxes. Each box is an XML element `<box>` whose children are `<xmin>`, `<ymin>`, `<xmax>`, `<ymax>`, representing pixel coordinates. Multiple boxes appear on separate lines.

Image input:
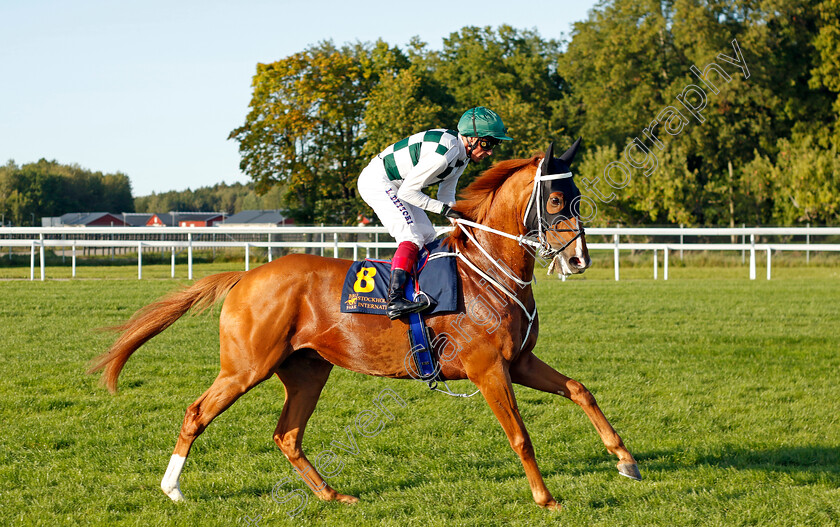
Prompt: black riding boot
<box><xmin>385</xmin><ymin>268</ymin><xmax>427</xmax><ymax>320</ymax></box>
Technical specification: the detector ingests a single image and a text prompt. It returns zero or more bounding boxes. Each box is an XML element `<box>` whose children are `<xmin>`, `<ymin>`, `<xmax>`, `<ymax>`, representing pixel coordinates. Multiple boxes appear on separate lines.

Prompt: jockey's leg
<box><xmin>357</xmin><ymin>164</ymin><xmax>436</xmax><ymax>319</ymax></box>
<box><xmin>386</xmin><ymin>241</ymin><xmax>427</xmax><ymax>319</ymax></box>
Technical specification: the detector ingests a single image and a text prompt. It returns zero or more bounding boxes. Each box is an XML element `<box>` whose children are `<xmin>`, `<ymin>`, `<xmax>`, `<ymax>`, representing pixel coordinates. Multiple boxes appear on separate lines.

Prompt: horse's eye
<box><xmin>547</xmin><ymin>194</ymin><xmax>564</xmax><ymax>214</ymax></box>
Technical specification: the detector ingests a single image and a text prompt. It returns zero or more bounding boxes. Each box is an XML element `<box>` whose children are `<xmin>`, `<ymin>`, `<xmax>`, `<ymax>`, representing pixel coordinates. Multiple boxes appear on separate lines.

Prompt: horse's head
<box><xmin>523</xmin><ymin>139</ymin><xmax>591</xmax><ymax>275</ymax></box>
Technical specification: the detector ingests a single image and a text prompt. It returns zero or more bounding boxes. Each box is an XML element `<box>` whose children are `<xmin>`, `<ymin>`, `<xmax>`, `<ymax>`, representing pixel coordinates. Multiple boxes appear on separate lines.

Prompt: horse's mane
<box><xmin>445</xmin><ymin>155</ymin><xmax>540</xmax><ymax>252</ymax></box>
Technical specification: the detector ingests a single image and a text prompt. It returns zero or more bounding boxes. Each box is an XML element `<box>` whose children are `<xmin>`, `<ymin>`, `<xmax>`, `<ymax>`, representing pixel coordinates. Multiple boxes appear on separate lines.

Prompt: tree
<box><xmin>557</xmin><ymin>0</ymin><xmax>840</xmax><ymax>226</ymax></box>
<box><xmin>810</xmin><ymin>0</ymin><xmax>840</xmax><ymax>145</ymax></box>
<box><xmin>230</xmin><ymin>41</ymin><xmax>392</xmax><ymax>224</ymax></box>
<box><xmin>743</xmin><ymin>135</ymin><xmax>840</xmax><ymax>225</ymax></box>
<box><xmin>362</xmin><ymin>39</ymin><xmax>454</xmax><ymax>159</ymax></box>
<box><xmin>432</xmin><ymin>26</ymin><xmax>568</xmax><ymax>184</ymax></box>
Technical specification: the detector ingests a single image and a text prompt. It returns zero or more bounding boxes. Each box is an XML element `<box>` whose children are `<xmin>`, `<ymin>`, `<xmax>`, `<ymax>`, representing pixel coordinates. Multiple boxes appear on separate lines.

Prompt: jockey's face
<box><xmin>466</xmin><ymin>137</ymin><xmax>494</xmax><ymax>162</ymax></box>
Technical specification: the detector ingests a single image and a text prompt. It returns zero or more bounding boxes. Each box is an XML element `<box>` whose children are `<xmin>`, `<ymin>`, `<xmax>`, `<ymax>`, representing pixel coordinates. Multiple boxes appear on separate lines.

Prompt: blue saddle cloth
<box><xmin>340</xmin><ymin>239</ymin><xmax>459</xmax><ymax>316</ymax></box>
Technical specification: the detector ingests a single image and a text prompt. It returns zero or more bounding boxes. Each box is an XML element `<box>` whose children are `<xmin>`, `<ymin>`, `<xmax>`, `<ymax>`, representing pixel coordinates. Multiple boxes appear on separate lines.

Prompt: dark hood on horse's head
<box><xmin>547</xmin><ymin>137</ymin><xmax>581</xmax><ymax>175</ymax></box>
<box><xmin>529</xmin><ymin>138</ymin><xmax>583</xmax><ymax>231</ymax></box>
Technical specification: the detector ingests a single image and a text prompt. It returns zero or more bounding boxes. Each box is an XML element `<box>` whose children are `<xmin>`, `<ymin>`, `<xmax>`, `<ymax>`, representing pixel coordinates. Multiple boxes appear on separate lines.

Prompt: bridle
<box><xmin>522</xmin><ymin>156</ymin><xmax>584</xmax><ymax>258</ymax></box>
<box><xmin>439</xmin><ymin>157</ymin><xmax>585</xmax><ymax>349</ymax></box>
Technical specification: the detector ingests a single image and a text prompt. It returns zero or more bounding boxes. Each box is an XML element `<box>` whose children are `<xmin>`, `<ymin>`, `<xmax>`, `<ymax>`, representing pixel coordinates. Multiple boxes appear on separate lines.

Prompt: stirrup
<box><xmin>412</xmin><ymin>290</ymin><xmax>433</xmax><ymax>310</ymax></box>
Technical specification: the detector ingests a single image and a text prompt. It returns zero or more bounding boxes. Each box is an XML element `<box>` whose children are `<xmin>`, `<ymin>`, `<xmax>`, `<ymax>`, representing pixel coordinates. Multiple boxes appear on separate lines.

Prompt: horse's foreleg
<box><xmin>471</xmin><ymin>365</ymin><xmax>561</xmax><ymax>510</ymax></box>
<box><xmin>274</xmin><ymin>352</ymin><xmax>358</xmax><ymax>505</ymax></box>
<box><xmin>162</xmin><ymin>367</ymin><xmax>273</xmax><ymax>501</ymax></box>
<box><xmin>509</xmin><ymin>352</ymin><xmax>641</xmax><ymax>480</ymax></box>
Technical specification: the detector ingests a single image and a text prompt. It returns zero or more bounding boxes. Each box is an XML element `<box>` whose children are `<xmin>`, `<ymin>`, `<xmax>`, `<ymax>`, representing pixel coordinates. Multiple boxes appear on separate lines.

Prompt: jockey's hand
<box><xmin>440</xmin><ymin>204</ymin><xmax>464</xmax><ymax>220</ymax></box>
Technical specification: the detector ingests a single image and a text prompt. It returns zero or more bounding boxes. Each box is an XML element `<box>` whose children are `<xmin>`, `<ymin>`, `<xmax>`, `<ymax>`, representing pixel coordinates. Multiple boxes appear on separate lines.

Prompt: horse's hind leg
<box><xmin>510</xmin><ymin>352</ymin><xmax>641</xmax><ymax>480</ymax></box>
<box><xmin>273</xmin><ymin>350</ymin><xmax>358</xmax><ymax>505</ymax></box>
<box><xmin>161</xmin><ymin>366</ymin><xmax>273</xmax><ymax>501</ymax></box>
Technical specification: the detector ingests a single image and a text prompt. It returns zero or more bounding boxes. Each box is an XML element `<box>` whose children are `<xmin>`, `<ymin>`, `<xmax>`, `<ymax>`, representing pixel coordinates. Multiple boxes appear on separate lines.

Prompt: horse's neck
<box><xmin>461</xmin><ymin>223</ymin><xmax>536</xmax><ymax>296</ymax></box>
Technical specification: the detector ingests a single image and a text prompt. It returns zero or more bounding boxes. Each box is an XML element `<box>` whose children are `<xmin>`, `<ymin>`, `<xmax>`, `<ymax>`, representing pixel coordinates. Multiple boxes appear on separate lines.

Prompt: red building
<box><xmin>146</xmin><ymin>212</ymin><xmax>226</xmax><ymax>227</ymax></box>
<box><xmin>46</xmin><ymin>212</ymin><xmax>129</xmax><ymax>227</ymax></box>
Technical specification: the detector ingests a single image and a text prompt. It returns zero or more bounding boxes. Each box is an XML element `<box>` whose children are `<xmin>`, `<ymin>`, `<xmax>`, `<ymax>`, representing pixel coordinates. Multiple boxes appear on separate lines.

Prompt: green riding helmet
<box><xmin>457</xmin><ymin>107</ymin><xmax>513</xmax><ymax>141</ymax></box>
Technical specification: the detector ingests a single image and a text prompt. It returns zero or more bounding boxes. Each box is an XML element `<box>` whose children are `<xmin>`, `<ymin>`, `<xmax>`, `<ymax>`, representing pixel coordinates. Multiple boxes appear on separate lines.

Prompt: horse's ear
<box><xmin>559</xmin><ymin>137</ymin><xmax>582</xmax><ymax>165</ymax></box>
<box><xmin>542</xmin><ymin>143</ymin><xmax>554</xmax><ymax>175</ymax></box>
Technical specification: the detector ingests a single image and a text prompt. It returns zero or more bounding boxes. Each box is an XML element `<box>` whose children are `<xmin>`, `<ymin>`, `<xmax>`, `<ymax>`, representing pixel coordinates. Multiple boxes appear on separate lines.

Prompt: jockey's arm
<box><xmin>395</xmin><ymin>154</ymin><xmax>450</xmax><ymax>214</ymax></box>
<box><xmin>436</xmin><ymin>175</ymin><xmax>459</xmax><ymax>209</ymax></box>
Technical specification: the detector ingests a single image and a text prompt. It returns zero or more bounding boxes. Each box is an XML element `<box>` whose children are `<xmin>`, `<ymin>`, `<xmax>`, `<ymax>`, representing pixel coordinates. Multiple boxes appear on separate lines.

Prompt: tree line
<box><xmin>133</xmin><ymin>182</ymin><xmax>285</xmax><ymax>215</ymax></box>
<box><xmin>0</xmin><ymin>159</ymin><xmax>133</xmax><ymax>226</ymax></box>
<box><xmin>231</xmin><ymin>0</ymin><xmax>840</xmax><ymax>226</ymax></box>
<box><xmin>0</xmin><ymin>157</ymin><xmax>300</xmax><ymax>225</ymax></box>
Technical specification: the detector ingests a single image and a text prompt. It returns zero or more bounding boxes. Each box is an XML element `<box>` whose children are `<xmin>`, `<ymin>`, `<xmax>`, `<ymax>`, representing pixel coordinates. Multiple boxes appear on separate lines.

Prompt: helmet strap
<box><xmin>466</xmin><ymin>108</ymin><xmax>479</xmax><ymax>159</ymax></box>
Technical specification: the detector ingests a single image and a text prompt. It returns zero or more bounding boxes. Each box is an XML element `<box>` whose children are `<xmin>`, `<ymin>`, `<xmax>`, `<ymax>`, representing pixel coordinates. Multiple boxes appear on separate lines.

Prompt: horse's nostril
<box><xmin>569</xmin><ymin>257</ymin><xmax>581</xmax><ymax>267</ymax></box>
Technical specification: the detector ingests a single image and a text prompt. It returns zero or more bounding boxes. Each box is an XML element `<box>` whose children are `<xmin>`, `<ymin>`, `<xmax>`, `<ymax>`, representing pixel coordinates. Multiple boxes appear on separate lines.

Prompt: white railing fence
<box><xmin>1</xmin><ymin>226</ymin><xmax>838</xmax><ymax>281</ymax></box>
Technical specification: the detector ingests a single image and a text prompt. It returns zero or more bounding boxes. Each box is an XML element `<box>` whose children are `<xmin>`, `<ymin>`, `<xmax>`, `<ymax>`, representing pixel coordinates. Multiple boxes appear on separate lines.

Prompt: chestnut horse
<box><xmin>89</xmin><ymin>141</ymin><xmax>640</xmax><ymax>510</ymax></box>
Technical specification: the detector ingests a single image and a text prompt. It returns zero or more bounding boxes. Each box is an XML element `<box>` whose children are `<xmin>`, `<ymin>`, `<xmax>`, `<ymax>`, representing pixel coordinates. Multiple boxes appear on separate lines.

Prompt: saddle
<box><xmin>340</xmin><ymin>240</ymin><xmax>458</xmax><ymax>383</ymax></box>
<box><xmin>340</xmin><ymin>240</ymin><xmax>458</xmax><ymax>317</ymax></box>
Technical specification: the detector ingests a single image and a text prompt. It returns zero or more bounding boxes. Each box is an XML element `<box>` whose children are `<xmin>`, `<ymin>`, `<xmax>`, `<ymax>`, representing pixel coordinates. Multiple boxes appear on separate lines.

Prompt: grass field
<box><xmin>1</xmin><ymin>261</ymin><xmax>839</xmax><ymax>526</ymax></box>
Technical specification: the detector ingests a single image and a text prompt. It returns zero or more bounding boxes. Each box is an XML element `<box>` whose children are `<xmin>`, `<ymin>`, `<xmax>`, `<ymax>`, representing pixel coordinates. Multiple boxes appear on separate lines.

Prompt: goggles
<box><xmin>478</xmin><ymin>137</ymin><xmax>501</xmax><ymax>151</ymax></box>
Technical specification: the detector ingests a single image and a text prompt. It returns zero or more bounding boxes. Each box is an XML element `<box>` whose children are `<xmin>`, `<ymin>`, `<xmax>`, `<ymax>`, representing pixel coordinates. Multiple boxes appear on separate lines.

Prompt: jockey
<box><xmin>357</xmin><ymin>106</ymin><xmax>513</xmax><ymax>319</ymax></box>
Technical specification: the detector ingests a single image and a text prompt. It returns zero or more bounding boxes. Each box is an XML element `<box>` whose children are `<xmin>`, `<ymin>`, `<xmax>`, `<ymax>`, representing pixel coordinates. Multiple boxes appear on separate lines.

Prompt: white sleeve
<box><xmin>395</xmin><ymin>154</ymin><xmax>449</xmax><ymax>214</ymax></box>
<box><xmin>436</xmin><ymin>172</ymin><xmax>461</xmax><ymax>206</ymax></box>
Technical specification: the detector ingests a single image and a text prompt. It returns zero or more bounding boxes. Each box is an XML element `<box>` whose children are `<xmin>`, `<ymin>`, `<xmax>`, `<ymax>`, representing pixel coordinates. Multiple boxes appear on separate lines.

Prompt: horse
<box><xmin>89</xmin><ymin>140</ymin><xmax>640</xmax><ymax>511</ymax></box>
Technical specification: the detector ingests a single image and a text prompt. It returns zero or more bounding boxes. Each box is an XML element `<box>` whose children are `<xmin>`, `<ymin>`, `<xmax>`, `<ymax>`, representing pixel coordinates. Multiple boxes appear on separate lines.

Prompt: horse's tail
<box><xmin>88</xmin><ymin>271</ymin><xmax>245</xmax><ymax>393</ymax></box>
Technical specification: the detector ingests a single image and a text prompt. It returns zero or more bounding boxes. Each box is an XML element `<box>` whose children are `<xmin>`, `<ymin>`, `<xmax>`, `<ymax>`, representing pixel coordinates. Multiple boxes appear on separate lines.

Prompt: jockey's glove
<box><xmin>440</xmin><ymin>204</ymin><xmax>464</xmax><ymax>220</ymax></box>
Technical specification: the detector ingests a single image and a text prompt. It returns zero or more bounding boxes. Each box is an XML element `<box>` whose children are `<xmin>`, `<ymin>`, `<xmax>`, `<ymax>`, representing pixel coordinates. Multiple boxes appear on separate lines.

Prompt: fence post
<box><xmin>613</xmin><ymin>232</ymin><xmax>620</xmax><ymax>281</ymax></box>
<box><xmin>138</xmin><ymin>242</ymin><xmax>143</xmax><ymax>280</ymax></box>
<box><xmin>39</xmin><ymin>233</ymin><xmax>45</xmax><ymax>281</ymax></box>
<box><xmin>72</xmin><ymin>243</ymin><xmax>76</xmax><ymax>278</ymax></box>
<box><xmin>171</xmin><ymin>247</ymin><xmax>176</xmax><ymax>278</ymax></box>
<box><xmin>245</xmin><ymin>244</ymin><xmax>250</xmax><ymax>271</ymax></box>
<box><xmin>749</xmin><ymin>234</ymin><xmax>756</xmax><ymax>280</ymax></box>
<box><xmin>188</xmin><ymin>232</ymin><xmax>193</xmax><ymax>280</ymax></box>
<box><xmin>806</xmin><ymin>222</ymin><xmax>810</xmax><ymax>265</ymax></box>
<box><xmin>334</xmin><ymin>233</ymin><xmax>339</xmax><ymax>259</ymax></box>
<box><xmin>320</xmin><ymin>223</ymin><xmax>325</xmax><ymax>257</ymax></box>
<box><xmin>679</xmin><ymin>224</ymin><xmax>684</xmax><ymax>260</ymax></box>
<box><xmin>742</xmin><ymin>223</ymin><xmax>746</xmax><ymax>264</ymax></box>
<box><xmin>353</xmin><ymin>243</ymin><xmax>358</xmax><ymax>261</ymax></box>
<box><xmin>267</xmin><ymin>233</ymin><xmax>272</xmax><ymax>262</ymax></box>
<box><xmin>653</xmin><ymin>248</ymin><xmax>658</xmax><ymax>280</ymax></box>
<box><xmin>375</xmin><ymin>232</ymin><xmax>379</xmax><ymax>259</ymax></box>
<box><xmin>664</xmin><ymin>247</ymin><xmax>669</xmax><ymax>280</ymax></box>
<box><xmin>30</xmin><ymin>242</ymin><xmax>35</xmax><ymax>281</ymax></box>
<box><xmin>766</xmin><ymin>248</ymin><xmax>771</xmax><ymax>280</ymax></box>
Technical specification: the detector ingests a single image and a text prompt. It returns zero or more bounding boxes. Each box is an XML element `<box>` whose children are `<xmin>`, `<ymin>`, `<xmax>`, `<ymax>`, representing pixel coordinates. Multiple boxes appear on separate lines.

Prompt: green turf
<box><xmin>0</xmin><ymin>265</ymin><xmax>838</xmax><ymax>526</ymax></box>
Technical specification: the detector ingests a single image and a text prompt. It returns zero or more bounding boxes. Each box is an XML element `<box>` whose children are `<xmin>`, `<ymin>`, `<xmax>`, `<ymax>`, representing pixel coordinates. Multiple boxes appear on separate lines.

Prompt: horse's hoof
<box><xmin>162</xmin><ymin>484</ymin><xmax>185</xmax><ymax>502</ymax></box>
<box><xmin>617</xmin><ymin>462</ymin><xmax>642</xmax><ymax>481</ymax></box>
<box><xmin>335</xmin><ymin>493</ymin><xmax>359</xmax><ymax>505</ymax></box>
<box><xmin>538</xmin><ymin>499</ymin><xmax>562</xmax><ymax>511</ymax></box>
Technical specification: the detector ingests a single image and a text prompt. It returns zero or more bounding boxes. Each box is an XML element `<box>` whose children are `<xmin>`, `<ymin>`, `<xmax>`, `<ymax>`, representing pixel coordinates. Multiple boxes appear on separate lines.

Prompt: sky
<box><xmin>1</xmin><ymin>0</ymin><xmax>599</xmax><ymax>197</ymax></box>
